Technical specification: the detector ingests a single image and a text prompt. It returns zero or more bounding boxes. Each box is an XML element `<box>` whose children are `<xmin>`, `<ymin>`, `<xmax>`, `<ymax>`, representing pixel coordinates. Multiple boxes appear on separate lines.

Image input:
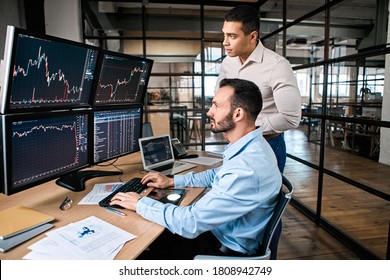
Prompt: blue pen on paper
<box><xmin>105</xmin><ymin>207</ymin><xmax>127</xmax><ymax>216</ymax></box>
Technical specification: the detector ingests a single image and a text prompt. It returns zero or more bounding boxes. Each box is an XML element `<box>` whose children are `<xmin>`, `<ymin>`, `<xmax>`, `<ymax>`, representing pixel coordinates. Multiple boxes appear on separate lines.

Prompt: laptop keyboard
<box><xmin>98</xmin><ymin>177</ymin><xmax>147</xmax><ymax>208</ymax></box>
<box><xmin>152</xmin><ymin>161</ymin><xmax>185</xmax><ymax>172</ymax></box>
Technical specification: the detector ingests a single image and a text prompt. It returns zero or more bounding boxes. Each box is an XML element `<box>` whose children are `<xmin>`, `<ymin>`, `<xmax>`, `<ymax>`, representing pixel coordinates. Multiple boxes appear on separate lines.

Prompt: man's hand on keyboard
<box><xmin>141</xmin><ymin>172</ymin><xmax>174</xmax><ymax>189</ymax></box>
<box><xmin>110</xmin><ymin>192</ymin><xmax>141</xmax><ymax>211</ymax></box>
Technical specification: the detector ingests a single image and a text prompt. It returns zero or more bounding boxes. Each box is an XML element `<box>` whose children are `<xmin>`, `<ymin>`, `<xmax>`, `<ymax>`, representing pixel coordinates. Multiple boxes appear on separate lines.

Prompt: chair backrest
<box><xmin>257</xmin><ymin>174</ymin><xmax>293</xmax><ymax>256</ymax></box>
<box><xmin>193</xmin><ymin>174</ymin><xmax>293</xmax><ymax>260</ymax></box>
<box><xmin>142</xmin><ymin>122</ymin><xmax>154</xmax><ymax>137</ymax></box>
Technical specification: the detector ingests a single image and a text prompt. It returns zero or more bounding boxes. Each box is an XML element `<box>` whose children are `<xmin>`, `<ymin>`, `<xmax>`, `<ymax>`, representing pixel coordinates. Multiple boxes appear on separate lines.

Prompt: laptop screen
<box><xmin>139</xmin><ymin>135</ymin><xmax>175</xmax><ymax>168</ymax></box>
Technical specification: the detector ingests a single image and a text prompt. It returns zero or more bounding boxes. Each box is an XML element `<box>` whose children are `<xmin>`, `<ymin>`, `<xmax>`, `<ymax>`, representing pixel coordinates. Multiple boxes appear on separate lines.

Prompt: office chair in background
<box><xmin>194</xmin><ymin>174</ymin><xmax>293</xmax><ymax>260</ymax></box>
<box><xmin>142</xmin><ymin>122</ymin><xmax>154</xmax><ymax>137</ymax></box>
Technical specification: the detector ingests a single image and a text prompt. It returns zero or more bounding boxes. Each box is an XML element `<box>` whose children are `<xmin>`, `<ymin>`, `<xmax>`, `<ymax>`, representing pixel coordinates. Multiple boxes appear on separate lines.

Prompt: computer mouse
<box><xmin>167</xmin><ymin>193</ymin><xmax>181</xmax><ymax>201</ymax></box>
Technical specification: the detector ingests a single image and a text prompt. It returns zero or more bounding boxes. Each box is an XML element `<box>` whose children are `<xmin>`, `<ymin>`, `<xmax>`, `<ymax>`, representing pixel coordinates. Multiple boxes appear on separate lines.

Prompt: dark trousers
<box><xmin>137</xmin><ymin>231</ymin><xmax>246</xmax><ymax>260</ymax></box>
<box><xmin>267</xmin><ymin>133</ymin><xmax>286</xmax><ymax>174</ymax></box>
<box><xmin>267</xmin><ymin>134</ymin><xmax>286</xmax><ymax>260</ymax></box>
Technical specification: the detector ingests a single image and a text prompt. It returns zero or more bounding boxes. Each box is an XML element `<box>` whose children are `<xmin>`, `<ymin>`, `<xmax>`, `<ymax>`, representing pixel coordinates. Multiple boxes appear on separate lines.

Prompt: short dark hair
<box><xmin>224</xmin><ymin>5</ymin><xmax>260</xmax><ymax>35</ymax></box>
<box><xmin>219</xmin><ymin>78</ymin><xmax>262</xmax><ymax>122</ymax></box>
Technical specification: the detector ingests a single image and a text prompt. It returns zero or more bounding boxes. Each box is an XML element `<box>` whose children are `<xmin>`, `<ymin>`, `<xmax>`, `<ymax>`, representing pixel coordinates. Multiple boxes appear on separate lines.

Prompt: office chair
<box><xmin>142</xmin><ymin>122</ymin><xmax>154</xmax><ymax>137</ymax></box>
<box><xmin>194</xmin><ymin>174</ymin><xmax>293</xmax><ymax>260</ymax></box>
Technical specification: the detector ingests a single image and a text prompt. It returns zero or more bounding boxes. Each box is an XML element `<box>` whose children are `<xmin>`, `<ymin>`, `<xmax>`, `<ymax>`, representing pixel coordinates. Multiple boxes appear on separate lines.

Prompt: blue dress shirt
<box><xmin>136</xmin><ymin>127</ymin><xmax>281</xmax><ymax>255</ymax></box>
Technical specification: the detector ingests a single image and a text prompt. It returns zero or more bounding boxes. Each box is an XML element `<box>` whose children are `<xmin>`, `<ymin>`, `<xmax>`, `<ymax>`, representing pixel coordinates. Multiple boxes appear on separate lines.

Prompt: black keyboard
<box><xmin>98</xmin><ymin>177</ymin><xmax>147</xmax><ymax>208</ymax></box>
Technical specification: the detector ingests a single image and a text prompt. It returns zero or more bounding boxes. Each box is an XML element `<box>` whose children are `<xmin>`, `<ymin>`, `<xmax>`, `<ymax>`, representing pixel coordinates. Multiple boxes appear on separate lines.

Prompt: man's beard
<box><xmin>210</xmin><ymin>111</ymin><xmax>235</xmax><ymax>133</ymax></box>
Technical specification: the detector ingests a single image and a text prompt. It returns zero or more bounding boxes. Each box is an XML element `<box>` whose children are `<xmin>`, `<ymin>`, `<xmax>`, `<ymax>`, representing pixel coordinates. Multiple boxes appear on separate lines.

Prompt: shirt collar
<box><xmin>238</xmin><ymin>41</ymin><xmax>264</xmax><ymax>67</ymax></box>
<box><xmin>222</xmin><ymin>127</ymin><xmax>263</xmax><ymax>160</ymax></box>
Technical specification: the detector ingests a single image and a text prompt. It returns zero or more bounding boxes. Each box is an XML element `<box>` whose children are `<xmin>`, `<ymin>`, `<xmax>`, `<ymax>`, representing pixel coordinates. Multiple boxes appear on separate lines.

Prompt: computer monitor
<box><xmin>0</xmin><ymin>25</ymin><xmax>99</xmax><ymax>114</ymax></box>
<box><xmin>93</xmin><ymin>106</ymin><xmax>143</xmax><ymax>164</ymax></box>
<box><xmin>91</xmin><ymin>50</ymin><xmax>153</xmax><ymax>106</ymax></box>
<box><xmin>1</xmin><ymin>110</ymin><xmax>91</xmax><ymax>195</ymax></box>
<box><xmin>55</xmin><ymin>106</ymin><xmax>143</xmax><ymax>191</ymax></box>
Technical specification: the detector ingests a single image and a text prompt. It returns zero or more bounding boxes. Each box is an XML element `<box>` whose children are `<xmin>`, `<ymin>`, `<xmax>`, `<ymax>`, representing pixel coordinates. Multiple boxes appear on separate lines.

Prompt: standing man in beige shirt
<box><xmin>216</xmin><ymin>5</ymin><xmax>301</xmax><ymax>173</ymax></box>
<box><xmin>216</xmin><ymin>5</ymin><xmax>301</xmax><ymax>259</ymax></box>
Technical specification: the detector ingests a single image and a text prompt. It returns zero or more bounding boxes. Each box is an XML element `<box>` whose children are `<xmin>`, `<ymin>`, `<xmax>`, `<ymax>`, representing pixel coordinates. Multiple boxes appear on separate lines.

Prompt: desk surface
<box><xmin>0</xmin><ymin>151</ymin><xmax>220</xmax><ymax>260</ymax></box>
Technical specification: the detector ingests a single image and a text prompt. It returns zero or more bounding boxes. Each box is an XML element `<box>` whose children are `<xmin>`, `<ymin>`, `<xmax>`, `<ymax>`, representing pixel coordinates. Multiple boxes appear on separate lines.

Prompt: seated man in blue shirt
<box><xmin>110</xmin><ymin>78</ymin><xmax>282</xmax><ymax>259</ymax></box>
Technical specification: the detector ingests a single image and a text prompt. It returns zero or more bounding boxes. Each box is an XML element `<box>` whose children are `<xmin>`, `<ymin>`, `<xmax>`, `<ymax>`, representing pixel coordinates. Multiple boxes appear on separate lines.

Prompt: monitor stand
<box><xmin>56</xmin><ymin>170</ymin><xmax>123</xmax><ymax>192</ymax></box>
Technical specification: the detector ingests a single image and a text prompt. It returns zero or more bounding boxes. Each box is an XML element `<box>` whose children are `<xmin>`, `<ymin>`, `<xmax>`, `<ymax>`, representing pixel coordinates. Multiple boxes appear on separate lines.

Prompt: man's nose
<box><xmin>223</xmin><ymin>36</ymin><xmax>229</xmax><ymax>46</ymax></box>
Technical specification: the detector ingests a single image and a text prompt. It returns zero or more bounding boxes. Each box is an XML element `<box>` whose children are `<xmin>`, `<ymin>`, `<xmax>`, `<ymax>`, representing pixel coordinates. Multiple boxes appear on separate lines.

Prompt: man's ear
<box><xmin>250</xmin><ymin>31</ymin><xmax>258</xmax><ymax>43</ymax></box>
<box><xmin>233</xmin><ymin>107</ymin><xmax>245</xmax><ymax>122</ymax></box>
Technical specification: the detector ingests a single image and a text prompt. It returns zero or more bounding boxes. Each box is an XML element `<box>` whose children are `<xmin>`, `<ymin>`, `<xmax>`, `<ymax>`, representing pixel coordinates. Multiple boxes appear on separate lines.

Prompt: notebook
<box><xmin>138</xmin><ymin>134</ymin><xmax>197</xmax><ymax>176</ymax></box>
<box><xmin>0</xmin><ymin>205</ymin><xmax>55</xmax><ymax>239</ymax></box>
<box><xmin>0</xmin><ymin>223</ymin><xmax>53</xmax><ymax>252</ymax></box>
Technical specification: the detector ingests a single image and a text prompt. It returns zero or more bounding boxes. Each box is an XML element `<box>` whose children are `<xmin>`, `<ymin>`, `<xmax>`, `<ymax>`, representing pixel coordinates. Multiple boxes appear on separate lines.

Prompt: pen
<box><xmin>105</xmin><ymin>207</ymin><xmax>127</xmax><ymax>216</ymax></box>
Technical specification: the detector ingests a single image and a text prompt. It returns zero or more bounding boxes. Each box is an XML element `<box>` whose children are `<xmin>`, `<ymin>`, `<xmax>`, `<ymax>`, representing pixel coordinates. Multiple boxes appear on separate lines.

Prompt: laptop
<box><xmin>138</xmin><ymin>134</ymin><xmax>197</xmax><ymax>176</ymax></box>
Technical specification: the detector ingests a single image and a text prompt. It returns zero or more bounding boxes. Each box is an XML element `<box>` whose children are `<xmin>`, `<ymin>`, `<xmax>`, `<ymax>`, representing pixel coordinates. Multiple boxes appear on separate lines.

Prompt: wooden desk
<box><xmin>0</xmin><ymin>152</ymin><xmax>217</xmax><ymax>260</ymax></box>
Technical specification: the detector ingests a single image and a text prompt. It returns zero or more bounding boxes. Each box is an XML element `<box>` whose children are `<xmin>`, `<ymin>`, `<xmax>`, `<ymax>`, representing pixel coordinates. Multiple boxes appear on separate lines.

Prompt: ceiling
<box><xmin>82</xmin><ymin>0</ymin><xmax>382</xmax><ymax>53</ymax></box>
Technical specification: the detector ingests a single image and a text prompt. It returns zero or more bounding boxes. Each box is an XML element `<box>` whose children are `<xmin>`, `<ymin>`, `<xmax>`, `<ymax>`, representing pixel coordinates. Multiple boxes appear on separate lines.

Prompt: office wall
<box><xmin>0</xmin><ymin>0</ymin><xmax>81</xmax><ymax>64</ymax></box>
<box><xmin>0</xmin><ymin>0</ymin><xmax>23</xmax><ymax>60</ymax></box>
<box><xmin>44</xmin><ymin>0</ymin><xmax>82</xmax><ymax>42</ymax></box>
<box><xmin>124</xmin><ymin>39</ymin><xmax>200</xmax><ymax>58</ymax></box>
<box><xmin>0</xmin><ymin>0</ymin><xmax>81</xmax><ymax>94</ymax></box>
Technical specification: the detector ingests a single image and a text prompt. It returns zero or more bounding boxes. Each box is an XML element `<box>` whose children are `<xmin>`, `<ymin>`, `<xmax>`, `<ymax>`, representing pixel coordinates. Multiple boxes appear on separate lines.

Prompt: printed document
<box><xmin>23</xmin><ymin>216</ymin><xmax>136</xmax><ymax>260</ymax></box>
<box><xmin>78</xmin><ymin>182</ymin><xmax>124</xmax><ymax>205</ymax></box>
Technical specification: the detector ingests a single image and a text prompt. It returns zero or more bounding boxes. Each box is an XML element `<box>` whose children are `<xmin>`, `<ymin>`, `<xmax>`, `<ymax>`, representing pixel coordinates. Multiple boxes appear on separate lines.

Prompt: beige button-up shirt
<box><xmin>216</xmin><ymin>41</ymin><xmax>302</xmax><ymax>135</ymax></box>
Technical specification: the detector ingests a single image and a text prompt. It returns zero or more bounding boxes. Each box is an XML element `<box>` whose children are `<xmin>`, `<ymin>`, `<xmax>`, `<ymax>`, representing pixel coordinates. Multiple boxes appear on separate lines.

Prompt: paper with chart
<box><xmin>24</xmin><ymin>216</ymin><xmax>136</xmax><ymax>260</ymax></box>
<box><xmin>78</xmin><ymin>182</ymin><xmax>124</xmax><ymax>205</ymax></box>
